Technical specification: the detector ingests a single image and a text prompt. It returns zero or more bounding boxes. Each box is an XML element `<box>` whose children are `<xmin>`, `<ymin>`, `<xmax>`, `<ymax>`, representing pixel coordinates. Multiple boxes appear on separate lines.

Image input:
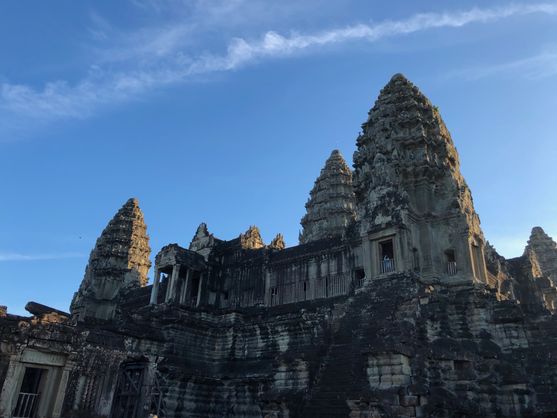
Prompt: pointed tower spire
<box><xmin>240</xmin><ymin>226</ymin><xmax>265</xmax><ymax>249</ymax></box>
<box><xmin>189</xmin><ymin>222</ymin><xmax>219</xmax><ymax>260</ymax></box>
<box><xmin>71</xmin><ymin>198</ymin><xmax>151</xmax><ymax>320</ymax></box>
<box><xmin>299</xmin><ymin>149</ymin><xmax>356</xmax><ymax>244</ymax></box>
<box><xmin>269</xmin><ymin>233</ymin><xmax>286</xmax><ymax>250</ymax></box>
<box><xmin>524</xmin><ymin>227</ymin><xmax>557</xmax><ymax>282</ymax></box>
<box><xmin>353</xmin><ymin>74</ymin><xmax>486</xmax><ymax>283</ymax></box>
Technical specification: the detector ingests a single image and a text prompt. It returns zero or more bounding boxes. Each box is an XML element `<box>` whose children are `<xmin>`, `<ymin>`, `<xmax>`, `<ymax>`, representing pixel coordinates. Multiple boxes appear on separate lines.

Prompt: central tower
<box><xmin>353</xmin><ymin>74</ymin><xmax>487</xmax><ymax>283</ymax></box>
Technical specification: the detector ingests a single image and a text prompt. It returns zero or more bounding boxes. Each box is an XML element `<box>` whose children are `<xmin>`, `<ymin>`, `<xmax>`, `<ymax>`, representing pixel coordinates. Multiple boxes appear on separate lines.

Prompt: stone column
<box><xmin>165</xmin><ymin>264</ymin><xmax>181</xmax><ymax>303</ymax></box>
<box><xmin>52</xmin><ymin>362</ymin><xmax>74</xmax><ymax>418</ymax></box>
<box><xmin>362</xmin><ymin>238</ymin><xmax>373</xmax><ymax>279</ymax></box>
<box><xmin>196</xmin><ymin>273</ymin><xmax>204</xmax><ymax>307</ymax></box>
<box><xmin>149</xmin><ymin>268</ymin><xmax>160</xmax><ymax>305</ymax></box>
<box><xmin>264</xmin><ymin>268</ymin><xmax>271</xmax><ymax>306</ymax></box>
<box><xmin>0</xmin><ymin>354</ymin><xmax>24</xmax><ymax>417</ymax></box>
<box><xmin>179</xmin><ymin>269</ymin><xmax>191</xmax><ymax>304</ymax></box>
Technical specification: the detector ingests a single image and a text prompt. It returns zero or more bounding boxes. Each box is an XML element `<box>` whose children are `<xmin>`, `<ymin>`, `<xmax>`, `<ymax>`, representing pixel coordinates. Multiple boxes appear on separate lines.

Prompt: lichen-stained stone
<box><xmin>70</xmin><ymin>198</ymin><xmax>151</xmax><ymax>321</ymax></box>
<box><xmin>300</xmin><ymin>150</ymin><xmax>356</xmax><ymax>244</ymax></box>
<box><xmin>2</xmin><ymin>75</ymin><xmax>557</xmax><ymax>418</ymax></box>
<box><xmin>353</xmin><ymin>74</ymin><xmax>487</xmax><ymax>284</ymax></box>
<box><xmin>353</xmin><ymin>73</ymin><xmax>480</xmax><ymax>233</ymax></box>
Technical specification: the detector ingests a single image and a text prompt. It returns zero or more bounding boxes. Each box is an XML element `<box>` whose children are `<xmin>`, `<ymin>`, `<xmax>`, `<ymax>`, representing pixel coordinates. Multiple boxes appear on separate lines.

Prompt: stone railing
<box><xmin>13</xmin><ymin>392</ymin><xmax>40</xmax><ymax>418</ymax></box>
<box><xmin>380</xmin><ymin>259</ymin><xmax>395</xmax><ymax>274</ymax></box>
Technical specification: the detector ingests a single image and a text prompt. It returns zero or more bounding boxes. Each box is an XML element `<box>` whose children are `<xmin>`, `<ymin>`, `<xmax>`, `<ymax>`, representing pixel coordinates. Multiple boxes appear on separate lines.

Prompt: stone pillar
<box><xmin>196</xmin><ymin>273</ymin><xmax>204</xmax><ymax>307</ymax></box>
<box><xmin>0</xmin><ymin>354</ymin><xmax>24</xmax><ymax>417</ymax></box>
<box><xmin>149</xmin><ymin>268</ymin><xmax>160</xmax><ymax>305</ymax></box>
<box><xmin>51</xmin><ymin>362</ymin><xmax>74</xmax><ymax>418</ymax></box>
<box><xmin>264</xmin><ymin>268</ymin><xmax>271</xmax><ymax>306</ymax></box>
<box><xmin>362</xmin><ymin>238</ymin><xmax>373</xmax><ymax>279</ymax></box>
<box><xmin>179</xmin><ymin>269</ymin><xmax>191</xmax><ymax>304</ymax></box>
<box><xmin>165</xmin><ymin>264</ymin><xmax>181</xmax><ymax>303</ymax></box>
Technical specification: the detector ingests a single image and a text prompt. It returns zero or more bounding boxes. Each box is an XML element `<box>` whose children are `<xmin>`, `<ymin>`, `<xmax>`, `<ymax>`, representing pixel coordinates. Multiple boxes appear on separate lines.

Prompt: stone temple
<box><xmin>2</xmin><ymin>74</ymin><xmax>557</xmax><ymax>418</ymax></box>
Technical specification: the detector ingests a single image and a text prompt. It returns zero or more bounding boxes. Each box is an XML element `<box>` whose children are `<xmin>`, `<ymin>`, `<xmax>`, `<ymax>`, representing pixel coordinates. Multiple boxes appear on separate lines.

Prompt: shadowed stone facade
<box><xmin>70</xmin><ymin>198</ymin><xmax>152</xmax><ymax>321</ymax></box>
<box><xmin>2</xmin><ymin>74</ymin><xmax>557</xmax><ymax>418</ymax></box>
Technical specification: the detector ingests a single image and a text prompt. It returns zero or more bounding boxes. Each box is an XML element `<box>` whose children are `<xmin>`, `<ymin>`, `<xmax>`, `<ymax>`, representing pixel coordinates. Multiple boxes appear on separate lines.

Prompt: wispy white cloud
<box><xmin>0</xmin><ymin>252</ymin><xmax>85</xmax><ymax>262</ymax></box>
<box><xmin>1</xmin><ymin>2</ymin><xmax>556</xmax><ymax>135</ymax></box>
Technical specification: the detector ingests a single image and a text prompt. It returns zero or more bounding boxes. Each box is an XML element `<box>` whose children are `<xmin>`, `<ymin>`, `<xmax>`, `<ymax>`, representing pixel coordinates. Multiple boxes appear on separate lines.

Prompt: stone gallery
<box><xmin>1</xmin><ymin>74</ymin><xmax>557</xmax><ymax>417</ymax></box>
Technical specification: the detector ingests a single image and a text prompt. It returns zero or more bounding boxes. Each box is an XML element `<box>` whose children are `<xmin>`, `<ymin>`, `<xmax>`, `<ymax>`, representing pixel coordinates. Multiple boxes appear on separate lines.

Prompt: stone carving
<box><xmin>240</xmin><ymin>225</ymin><xmax>265</xmax><ymax>249</ymax></box>
<box><xmin>269</xmin><ymin>233</ymin><xmax>286</xmax><ymax>250</ymax></box>
<box><xmin>353</xmin><ymin>73</ymin><xmax>486</xmax><ymax>283</ymax></box>
<box><xmin>300</xmin><ymin>149</ymin><xmax>356</xmax><ymax>244</ymax></box>
<box><xmin>484</xmin><ymin>233</ymin><xmax>557</xmax><ymax>313</ymax></box>
<box><xmin>189</xmin><ymin>222</ymin><xmax>219</xmax><ymax>260</ymax></box>
<box><xmin>70</xmin><ymin>198</ymin><xmax>151</xmax><ymax>320</ymax></box>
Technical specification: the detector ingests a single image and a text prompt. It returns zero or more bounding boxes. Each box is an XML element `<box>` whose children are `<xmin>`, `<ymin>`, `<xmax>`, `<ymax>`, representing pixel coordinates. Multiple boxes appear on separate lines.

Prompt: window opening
<box><xmin>446</xmin><ymin>249</ymin><xmax>457</xmax><ymax>276</ymax></box>
<box><xmin>355</xmin><ymin>269</ymin><xmax>365</xmax><ymax>288</ymax></box>
<box><xmin>190</xmin><ymin>272</ymin><xmax>201</xmax><ymax>306</ymax></box>
<box><xmin>13</xmin><ymin>367</ymin><xmax>45</xmax><ymax>418</ymax></box>
<box><xmin>379</xmin><ymin>240</ymin><xmax>395</xmax><ymax>273</ymax></box>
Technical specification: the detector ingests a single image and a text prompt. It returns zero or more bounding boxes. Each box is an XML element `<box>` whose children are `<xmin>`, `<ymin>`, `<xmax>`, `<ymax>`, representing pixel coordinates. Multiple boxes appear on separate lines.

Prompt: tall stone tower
<box><xmin>300</xmin><ymin>150</ymin><xmax>356</xmax><ymax>244</ymax></box>
<box><xmin>353</xmin><ymin>74</ymin><xmax>487</xmax><ymax>283</ymax></box>
<box><xmin>525</xmin><ymin>227</ymin><xmax>557</xmax><ymax>283</ymax></box>
<box><xmin>71</xmin><ymin>198</ymin><xmax>151</xmax><ymax>321</ymax></box>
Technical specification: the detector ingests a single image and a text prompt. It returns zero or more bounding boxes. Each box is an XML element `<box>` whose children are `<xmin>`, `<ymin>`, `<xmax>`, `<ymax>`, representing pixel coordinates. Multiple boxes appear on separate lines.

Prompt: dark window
<box><xmin>190</xmin><ymin>272</ymin><xmax>201</xmax><ymax>305</ymax></box>
<box><xmin>355</xmin><ymin>269</ymin><xmax>365</xmax><ymax>288</ymax></box>
<box><xmin>446</xmin><ymin>249</ymin><xmax>457</xmax><ymax>275</ymax></box>
<box><xmin>13</xmin><ymin>367</ymin><xmax>45</xmax><ymax>418</ymax></box>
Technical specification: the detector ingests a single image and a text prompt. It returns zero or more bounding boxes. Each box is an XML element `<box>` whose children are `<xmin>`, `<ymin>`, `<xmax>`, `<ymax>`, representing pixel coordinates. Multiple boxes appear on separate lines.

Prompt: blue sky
<box><xmin>1</xmin><ymin>0</ymin><xmax>557</xmax><ymax>315</ymax></box>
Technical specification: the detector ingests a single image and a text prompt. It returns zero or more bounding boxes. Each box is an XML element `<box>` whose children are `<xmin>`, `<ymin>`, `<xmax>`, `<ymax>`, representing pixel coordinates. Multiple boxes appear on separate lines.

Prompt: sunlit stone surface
<box><xmin>2</xmin><ymin>75</ymin><xmax>557</xmax><ymax>418</ymax></box>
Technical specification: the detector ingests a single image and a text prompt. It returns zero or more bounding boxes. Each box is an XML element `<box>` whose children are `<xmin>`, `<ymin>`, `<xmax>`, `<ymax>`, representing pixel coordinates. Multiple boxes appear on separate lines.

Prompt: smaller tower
<box><xmin>240</xmin><ymin>226</ymin><xmax>265</xmax><ymax>249</ymax></box>
<box><xmin>299</xmin><ymin>150</ymin><xmax>356</xmax><ymax>244</ymax></box>
<box><xmin>525</xmin><ymin>227</ymin><xmax>557</xmax><ymax>284</ymax></box>
<box><xmin>71</xmin><ymin>198</ymin><xmax>151</xmax><ymax>321</ymax></box>
<box><xmin>189</xmin><ymin>222</ymin><xmax>219</xmax><ymax>260</ymax></box>
<box><xmin>269</xmin><ymin>233</ymin><xmax>286</xmax><ymax>250</ymax></box>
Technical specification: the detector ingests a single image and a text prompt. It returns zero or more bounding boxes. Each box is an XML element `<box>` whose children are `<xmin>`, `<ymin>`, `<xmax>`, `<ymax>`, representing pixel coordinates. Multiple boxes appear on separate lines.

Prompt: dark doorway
<box><xmin>111</xmin><ymin>362</ymin><xmax>146</xmax><ymax>418</ymax></box>
<box><xmin>355</xmin><ymin>269</ymin><xmax>365</xmax><ymax>288</ymax></box>
<box><xmin>190</xmin><ymin>272</ymin><xmax>201</xmax><ymax>306</ymax></box>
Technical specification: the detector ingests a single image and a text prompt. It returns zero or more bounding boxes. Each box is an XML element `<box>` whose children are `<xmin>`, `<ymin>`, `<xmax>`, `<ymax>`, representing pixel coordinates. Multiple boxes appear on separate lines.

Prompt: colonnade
<box><xmin>149</xmin><ymin>264</ymin><xmax>203</xmax><ymax>307</ymax></box>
